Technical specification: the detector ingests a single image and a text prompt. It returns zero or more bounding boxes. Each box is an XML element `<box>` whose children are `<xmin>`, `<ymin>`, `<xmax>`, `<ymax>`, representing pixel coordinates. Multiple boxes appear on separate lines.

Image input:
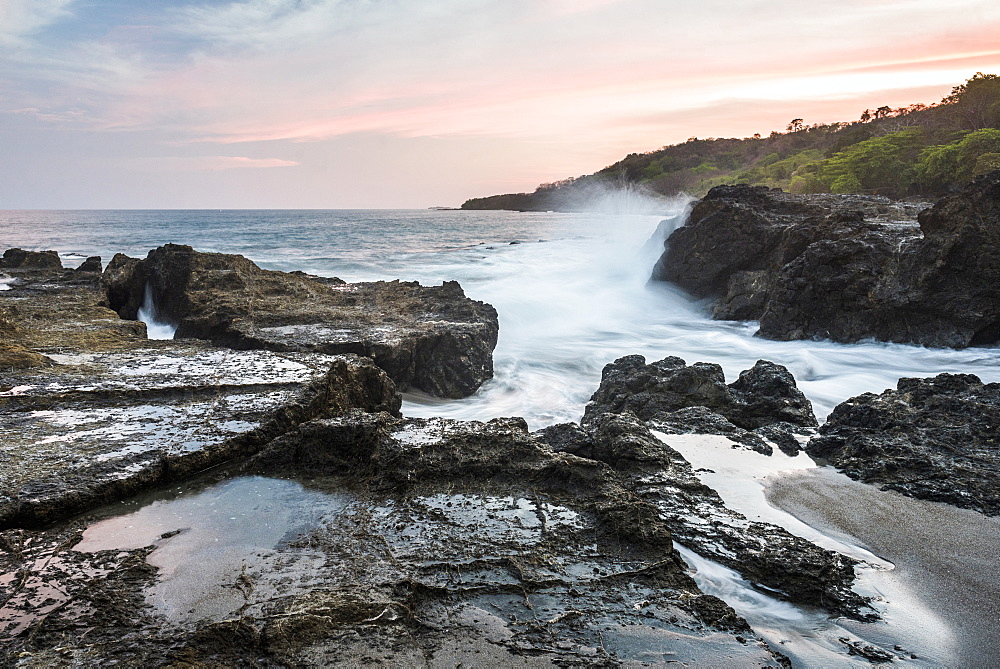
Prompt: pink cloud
<box><xmin>131</xmin><ymin>156</ymin><xmax>299</xmax><ymax>172</ymax></box>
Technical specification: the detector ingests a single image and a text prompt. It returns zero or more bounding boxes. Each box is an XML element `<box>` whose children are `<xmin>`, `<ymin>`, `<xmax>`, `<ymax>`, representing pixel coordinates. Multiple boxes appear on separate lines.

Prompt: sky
<box><xmin>2</xmin><ymin>0</ymin><xmax>1000</xmax><ymax>209</ymax></box>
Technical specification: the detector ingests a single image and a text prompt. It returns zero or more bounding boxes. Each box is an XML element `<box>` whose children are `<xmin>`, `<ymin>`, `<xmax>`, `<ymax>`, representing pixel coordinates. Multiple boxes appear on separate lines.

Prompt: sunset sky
<box><xmin>3</xmin><ymin>0</ymin><xmax>1000</xmax><ymax>209</ymax></box>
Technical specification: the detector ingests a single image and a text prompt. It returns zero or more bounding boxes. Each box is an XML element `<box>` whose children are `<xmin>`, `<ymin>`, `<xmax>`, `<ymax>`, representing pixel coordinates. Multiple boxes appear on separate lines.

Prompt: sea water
<box><xmin>3</xmin><ymin>206</ymin><xmax>998</xmax><ymax>424</ymax></box>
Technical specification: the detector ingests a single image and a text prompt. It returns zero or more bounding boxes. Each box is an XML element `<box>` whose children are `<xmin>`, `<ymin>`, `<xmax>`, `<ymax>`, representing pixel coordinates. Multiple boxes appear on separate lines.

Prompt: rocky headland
<box><xmin>653</xmin><ymin>170</ymin><xmax>1000</xmax><ymax>348</ymax></box>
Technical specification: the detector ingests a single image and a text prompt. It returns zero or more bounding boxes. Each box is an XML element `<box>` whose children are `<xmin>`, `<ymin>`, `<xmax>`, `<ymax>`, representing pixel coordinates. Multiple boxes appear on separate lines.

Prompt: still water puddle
<box><xmin>76</xmin><ymin>476</ymin><xmax>353</xmax><ymax>622</ymax></box>
<box><xmin>71</xmin><ymin>475</ymin><xmax>592</xmax><ymax>625</ymax></box>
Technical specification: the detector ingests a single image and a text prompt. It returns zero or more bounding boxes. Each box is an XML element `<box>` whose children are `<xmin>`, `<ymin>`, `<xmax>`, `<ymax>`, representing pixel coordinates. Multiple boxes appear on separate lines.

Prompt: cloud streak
<box><xmin>0</xmin><ymin>0</ymin><xmax>75</xmax><ymax>46</ymax></box>
<box><xmin>130</xmin><ymin>156</ymin><xmax>300</xmax><ymax>172</ymax></box>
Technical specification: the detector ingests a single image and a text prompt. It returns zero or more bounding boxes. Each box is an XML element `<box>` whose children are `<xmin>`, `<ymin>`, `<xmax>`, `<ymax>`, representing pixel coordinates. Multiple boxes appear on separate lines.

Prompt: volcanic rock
<box><xmin>76</xmin><ymin>255</ymin><xmax>103</xmax><ymax>273</ymax></box>
<box><xmin>0</xmin><ymin>255</ymin><xmax>401</xmax><ymax>527</ymax></box>
<box><xmin>253</xmin><ymin>408</ymin><xmax>866</xmax><ymax>619</ymax></box>
<box><xmin>807</xmin><ymin>373</ymin><xmax>1000</xmax><ymax>515</ymax></box>
<box><xmin>0</xmin><ymin>248</ymin><xmax>62</xmax><ymax>270</ymax></box>
<box><xmin>102</xmin><ymin>244</ymin><xmax>499</xmax><ymax>398</ymax></box>
<box><xmin>0</xmin><ymin>345</ymin><xmax>399</xmax><ymax>528</ymax></box>
<box><xmin>652</xmin><ymin>174</ymin><xmax>1000</xmax><ymax>348</ymax></box>
<box><xmin>583</xmin><ymin>354</ymin><xmax>816</xmax><ymax>453</ymax></box>
<box><xmin>0</xmin><ymin>408</ymin><xmax>788</xmax><ymax>666</ymax></box>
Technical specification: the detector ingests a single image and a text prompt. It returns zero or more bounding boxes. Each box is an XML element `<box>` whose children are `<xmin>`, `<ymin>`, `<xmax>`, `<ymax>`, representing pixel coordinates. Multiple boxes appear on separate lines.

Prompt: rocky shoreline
<box><xmin>1</xmin><ymin>227</ymin><xmax>997</xmax><ymax>664</ymax></box>
<box><xmin>653</xmin><ymin>170</ymin><xmax>1000</xmax><ymax>348</ymax></box>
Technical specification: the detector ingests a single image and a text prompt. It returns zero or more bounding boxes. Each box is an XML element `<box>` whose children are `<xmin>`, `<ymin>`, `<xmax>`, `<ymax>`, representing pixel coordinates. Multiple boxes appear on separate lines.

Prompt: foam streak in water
<box><xmin>137</xmin><ymin>283</ymin><xmax>177</xmax><ymax>340</ymax></box>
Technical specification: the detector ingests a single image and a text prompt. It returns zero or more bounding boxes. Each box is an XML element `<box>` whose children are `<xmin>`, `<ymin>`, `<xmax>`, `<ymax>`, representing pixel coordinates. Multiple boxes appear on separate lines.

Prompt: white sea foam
<box><xmin>394</xmin><ymin>202</ymin><xmax>1000</xmax><ymax>428</ymax></box>
<box><xmin>137</xmin><ymin>283</ymin><xmax>177</xmax><ymax>340</ymax></box>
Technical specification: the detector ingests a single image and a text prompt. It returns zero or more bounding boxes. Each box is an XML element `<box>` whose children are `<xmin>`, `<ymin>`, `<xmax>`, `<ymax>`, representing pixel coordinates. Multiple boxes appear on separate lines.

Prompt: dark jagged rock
<box><xmin>583</xmin><ymin>355</ymin><xmax>816</xmax><ymax>453</ymax></box>
<box><xmin>583</xmin><ymin>355</ymin><xmax>733</xmax><ymax>423</ymax></box>
<box><xmin>729</xmin><ymin>360</ymin><xmax>818</xmax><ymax>429</ymax></box>
<box><xmin>652</xmin><ymin>175</ymin><xmax>1000</xmax><ymax>347</ymax></box>
<box><xmin>76</xmin><ymin>255</ymin><xmax>103</xmax><ymax>272</ymax></box>
<box><xmin>0</xmin><ymin>248</ymin><xmax>62</xmax><ymax>269</ymax></box>
<box><xmin>655</xmin><ymin>174</ymin><xmax>1000</xmax><ymax>348</ymax></box>
<box><xmin>572</xmin><ymin>412</ymin><xmax>868</xmax><ymax>618</ymax></box>
<box><xmin>807</xmin><ymin>373</ymin><xmax>1000</xmax><ymax>515</ymax></box>
<box><xmin>102</xmin><ymin>244</ymin><xmax>499</xmax><ymax>398</ymax></box>
<box><xmin>533</xmin><ymin>421</ymin><xmax>593</xmax><ymax>454</ymax></box>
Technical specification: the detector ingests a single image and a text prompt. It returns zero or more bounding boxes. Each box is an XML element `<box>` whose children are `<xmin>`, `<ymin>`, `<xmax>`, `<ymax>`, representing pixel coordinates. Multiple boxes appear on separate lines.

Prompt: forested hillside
<box><xmin>462</xmin><ymin>73</ymin><xmax>1000</xmax><ymax>210</ymax></box>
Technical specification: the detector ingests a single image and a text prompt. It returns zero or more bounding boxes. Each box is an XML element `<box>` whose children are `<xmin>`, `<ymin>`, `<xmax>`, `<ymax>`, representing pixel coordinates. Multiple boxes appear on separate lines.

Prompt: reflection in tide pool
<box><xmin>76</xmin><ymin>476</ymin><xmax>352</xmax><ymax>622</ymax></box>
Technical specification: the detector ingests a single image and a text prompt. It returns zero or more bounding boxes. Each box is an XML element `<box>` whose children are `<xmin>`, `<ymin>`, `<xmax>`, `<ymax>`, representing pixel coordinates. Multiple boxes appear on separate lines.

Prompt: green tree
<box><xmin>974</xmin><ymin>152</ymin><xmax>1000</xmax><ymax>176</ymax></box>
<box><xmin>916</xmin><ymin>128</ymin><xmax>1000</xmax><ymax>189</ymax></box>
<box><xmin>941</xmin><ymin>72</ymin><xmax>1000</xmax><ymax>130</ymax></box>
<box><xmin>817</xmin><ymin>129</ymin><xmax>925</xmax><ymax>195</ymax></box>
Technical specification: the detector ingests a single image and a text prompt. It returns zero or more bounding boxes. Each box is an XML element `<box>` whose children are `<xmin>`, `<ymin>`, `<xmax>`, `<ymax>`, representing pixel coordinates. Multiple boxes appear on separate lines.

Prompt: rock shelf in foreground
<box><xmin>2</xmin><ymin>239</ymin><xmax>992</xmax><ymax>664</ymax></box>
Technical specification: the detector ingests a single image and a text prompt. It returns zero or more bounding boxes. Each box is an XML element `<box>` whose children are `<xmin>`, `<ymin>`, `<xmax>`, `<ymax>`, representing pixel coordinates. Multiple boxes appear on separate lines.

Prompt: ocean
<box><xmin>3</xmin><ymin>206</ymin><xmax>998</xmax><ymax>425</ymax></box>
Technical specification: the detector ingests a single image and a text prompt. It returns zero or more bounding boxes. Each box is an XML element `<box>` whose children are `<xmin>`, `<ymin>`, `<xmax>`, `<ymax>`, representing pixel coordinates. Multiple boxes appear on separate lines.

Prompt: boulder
<box><xmin>76</xmin><ymin>256</ymin><xmax>103</xmax><ymax>273</ymax></box>
<box><xmin>0</xmin><ymin>248</ymin><xmax>62</xmax><ymax>270</ymax></box>
<box><xmin>102</xmin><ymin>244</ymin><xmax>499</xmax><ymax>398</ymax></box>
<box><xmin>807</xmin><ymin>373</ymin><xmax>1000</xmax><ymax>515</ymax></box>
<box><xmin>583</xmin><ymin>355</ymin><xmax>816</xmax><ymax>453</ymax></box>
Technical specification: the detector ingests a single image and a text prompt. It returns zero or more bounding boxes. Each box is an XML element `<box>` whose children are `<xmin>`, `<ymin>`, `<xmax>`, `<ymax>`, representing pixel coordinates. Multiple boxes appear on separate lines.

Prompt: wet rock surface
<box><xmin>808</xmin><ymin>372</ymin><xmax>1000</xmax><ymax>516</ymax></box>
<box><xmin>653</xmin><ymin>173</ymin><xmax>1000</xmax><ymax>348</ymax></box>
<box><xmin>584</xmin><ymin>354</ymin><xmax>816</xmax><ymax>454</ymax></box>
<box><xmin>102</xmin><ymin>244</ymin><xmax>499</xmax><ymax>398</ymax></box>
<box><xmin>1</xmin><ymin>416</ymin><xmax>787</xmax><ymax>667</ymax></box>
<box><xmin>0</xmin><ymin>257</ymin><xmax>401</xmax><ymax>528</ymax></box>
<box><xmin>3</xmin><ymin>243</ymin><xmax>957</xmax><ymax>664</ymax></box>
<box><xmin>0</xmin><ymin>345</ymin><xmax>398</xmax><ymax>529</ymax></box>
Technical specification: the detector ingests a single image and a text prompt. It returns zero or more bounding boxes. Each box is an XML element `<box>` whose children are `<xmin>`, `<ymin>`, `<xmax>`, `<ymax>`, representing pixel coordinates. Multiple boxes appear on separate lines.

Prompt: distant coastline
<box><xmin>462</xmin><ymin>72</ymin><xmax>1000</xmax><ymax>211</ymax></box>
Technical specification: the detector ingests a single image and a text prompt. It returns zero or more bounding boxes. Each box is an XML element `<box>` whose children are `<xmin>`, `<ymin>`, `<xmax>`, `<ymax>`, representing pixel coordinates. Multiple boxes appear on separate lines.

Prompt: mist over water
<box><xmin>3</xmin><ymin>204</ymin><xmax>998</xmax><ymax>427</ymax></box>
<box><xmin>393</xmin><ymin>201</ymin><xmax>1000</xmax><ymax>427</ymax></box>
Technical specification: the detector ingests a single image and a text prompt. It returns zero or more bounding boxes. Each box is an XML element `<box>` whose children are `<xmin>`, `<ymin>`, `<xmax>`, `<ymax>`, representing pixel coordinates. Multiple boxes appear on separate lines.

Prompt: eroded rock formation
<box><xmin>582</xmin><ymin>354</ymin><xmax>816</xmax><ymax>455</ymax></box>
<box><xmin>103</xmin><ymin>244</ymin><xmax>499</xmax><ymax>398</ymax></box>
<box><xmin>807</xmin><ymin>373</ymin><xmax>1000</xmax><ymax>516</ymax></box>
<box><xmin>653</xmin><ymin>171</ymin><xmax>1000</xmax><ymax>348</ymax></box>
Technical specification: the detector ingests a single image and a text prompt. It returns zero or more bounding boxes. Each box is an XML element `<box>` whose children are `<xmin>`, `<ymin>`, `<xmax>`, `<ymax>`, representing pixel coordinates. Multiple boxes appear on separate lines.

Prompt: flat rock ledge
<box><xmin>653</xmin><ymin>170</ymin><xmax>1000</xmax><ymax>348</ymax></box>
<box><xmin>103</xmin><ymin>244</ymin><xmax>499</xmax><ymax>398</ymax></box>
<box><xmin>0</xmin><ymin>256</ymin><xmax>404</xmax><ymax>527</ymax></box>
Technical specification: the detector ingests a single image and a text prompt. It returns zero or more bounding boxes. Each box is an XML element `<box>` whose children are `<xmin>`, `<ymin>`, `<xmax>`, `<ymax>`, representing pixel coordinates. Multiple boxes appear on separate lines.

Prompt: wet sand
<box><xmin>766</xmin><ymin>468</ymin><xmax>1000</xmax><ymax>668</ymax></box>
